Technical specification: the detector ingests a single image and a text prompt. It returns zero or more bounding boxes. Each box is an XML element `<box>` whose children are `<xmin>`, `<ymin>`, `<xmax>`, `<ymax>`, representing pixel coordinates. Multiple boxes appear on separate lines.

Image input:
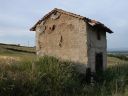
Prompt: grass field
<box><xmin>0</xmin><ymin>43</ymin><xmax>36</xmax><ymax>61</ymax></box>
<box><xmin>0</xmin><ymin>43</ymin><xmax>128</xmax><ymax>96</ymax></box>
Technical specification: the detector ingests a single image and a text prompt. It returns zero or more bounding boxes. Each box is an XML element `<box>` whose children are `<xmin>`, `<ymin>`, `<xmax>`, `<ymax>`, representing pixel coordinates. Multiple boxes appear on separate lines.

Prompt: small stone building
<box><xmin>30</xmin><ymin>8</ymin><xmax>113</xmax><ymax>73</ymax></box>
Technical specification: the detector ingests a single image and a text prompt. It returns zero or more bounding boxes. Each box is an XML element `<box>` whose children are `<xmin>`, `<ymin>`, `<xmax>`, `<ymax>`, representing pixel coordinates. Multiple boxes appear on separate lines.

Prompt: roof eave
<box><xmin>107</xmin><ymin>30</ymin><xmax>113</xmax><ymax>33</ymax></box>
<box><xmin>102</xmin><ymin>26</ymin><xmax>113</xmax><ymax>33</ymax></box>
<box><xmin>30</xmin><ymin>8</ymin><xmax>113</xmax><ymax>34</ymax></box>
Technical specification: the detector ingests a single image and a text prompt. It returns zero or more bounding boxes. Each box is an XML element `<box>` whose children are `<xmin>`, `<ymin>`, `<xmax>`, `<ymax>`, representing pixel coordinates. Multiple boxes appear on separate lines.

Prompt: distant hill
<box><xmin>0</xmin><ymin>43</ymin><xmax>128</xmax><ymax>56</ymax></box>
<box><xmin>108</xmin><ymin>48</ymin><xmax>128</xmax><ymax>52</ymax></box>
<box><xmin>108</xmin><ymin>50</ymin><xmax>128</xmax><ymax>55</ymax></box>
<box><xmin>0</xmin><ymin>43</ymin><xmax>36</xmax><ymax>55</ymax></box>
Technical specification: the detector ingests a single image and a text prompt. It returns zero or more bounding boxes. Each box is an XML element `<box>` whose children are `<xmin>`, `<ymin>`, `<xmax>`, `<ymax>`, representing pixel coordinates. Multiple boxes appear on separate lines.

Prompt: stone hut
<box><xmin>30</xmin><ymin>8</ymin><xmax>113</xmax><ymax>73</ymax></box>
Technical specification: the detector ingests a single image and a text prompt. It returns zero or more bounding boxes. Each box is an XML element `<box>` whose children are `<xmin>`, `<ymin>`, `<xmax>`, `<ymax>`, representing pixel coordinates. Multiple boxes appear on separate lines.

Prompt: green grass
<box><xmin>0</xmin><ymin>43</ymin><xmax>36</xmax><ymax>62</ymax></box>
<box><xmin>0</xmin><ymin>43</ymin><xmax>128</xmax><ymax>96</ymax></box>
<box><xmin>0</xmin><ymin>56</ymin><xmax>128</xmax><ymax>96</ymax></box>
<box><xmin>0</xmin><ymin>56</ymin><xmax>80</xmax><ymax>96</ymax></box>
<box><xmin>0</xmin><ymin>43</ymin><xmax>35</xmax><ymax>56</ymax></box>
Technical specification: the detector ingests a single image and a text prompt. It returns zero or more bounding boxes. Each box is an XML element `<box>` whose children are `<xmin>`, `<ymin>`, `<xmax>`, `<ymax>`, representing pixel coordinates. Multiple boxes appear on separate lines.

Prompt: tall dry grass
<box><xmin>0</xmin><ymin>56</ymin><xmax>128</xmax><ymax>96</ymax></box>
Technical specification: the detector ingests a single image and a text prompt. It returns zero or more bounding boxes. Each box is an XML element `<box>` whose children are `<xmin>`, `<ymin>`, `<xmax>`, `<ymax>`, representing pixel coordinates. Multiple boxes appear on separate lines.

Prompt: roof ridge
<box><xmin>30</xmin><ymin>8</ymin><xmax>113</xmax><ymax>33</ymax></box>
<box><xmin>30</xmin><ymin>8</ymin><xmax>85</xmax><ymax>31</ymax></box>
<box><xmin>54</xmin><ymin>8</ymin><xmax>84</xmax><ymax>19</ymax></box>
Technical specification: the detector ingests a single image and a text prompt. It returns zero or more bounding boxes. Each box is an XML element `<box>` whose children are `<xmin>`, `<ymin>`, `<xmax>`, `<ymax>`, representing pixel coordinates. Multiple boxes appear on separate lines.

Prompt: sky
<box><xmin>0</xmin><ymin>0</ymin><xmax>128</xmax><ymax>50</ymax></box>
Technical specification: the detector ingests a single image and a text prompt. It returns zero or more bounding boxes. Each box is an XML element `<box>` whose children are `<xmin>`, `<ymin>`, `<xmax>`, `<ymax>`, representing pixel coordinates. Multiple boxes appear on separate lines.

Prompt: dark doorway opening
<box><xmin>95</xmin><ymin>53</ymin><xmax>103</xmax><ymax>73</ymax></box>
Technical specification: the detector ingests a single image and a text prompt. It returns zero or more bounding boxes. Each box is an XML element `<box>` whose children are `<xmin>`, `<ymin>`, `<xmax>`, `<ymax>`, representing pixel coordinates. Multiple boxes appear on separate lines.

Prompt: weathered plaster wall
<box><xmin>87</xmin><ymin>25</ymin><xmax>107</xmax><ymax>72</ymax></box>
<box><xmin>35</xmin><ymin>12</ymin><xmax>88</xmax><ymax>64</ymax></box>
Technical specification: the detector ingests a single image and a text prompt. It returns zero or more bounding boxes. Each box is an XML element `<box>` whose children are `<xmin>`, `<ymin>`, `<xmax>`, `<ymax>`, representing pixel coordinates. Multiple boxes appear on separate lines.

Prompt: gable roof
<box><xmin>30</xmin><ymin>8</ymin><xmax>113</xmax><ymax>33</ymax></box>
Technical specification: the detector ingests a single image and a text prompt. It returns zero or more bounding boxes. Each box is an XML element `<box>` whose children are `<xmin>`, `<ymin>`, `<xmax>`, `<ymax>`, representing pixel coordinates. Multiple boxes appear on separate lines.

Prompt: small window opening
<box><xmin>97</xmin><ymin>31</ymin><xmax>101</xmax><ymax>40</ymax></box>
<box><xmin>52</xmin><ymin>25</ymin><xmax>56</xmax><ymax>30</ymax></box>
<box><xmin>49</xmin><ymin>25</ymin><xmax>56</xmax><ymax>31</ymax></box>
